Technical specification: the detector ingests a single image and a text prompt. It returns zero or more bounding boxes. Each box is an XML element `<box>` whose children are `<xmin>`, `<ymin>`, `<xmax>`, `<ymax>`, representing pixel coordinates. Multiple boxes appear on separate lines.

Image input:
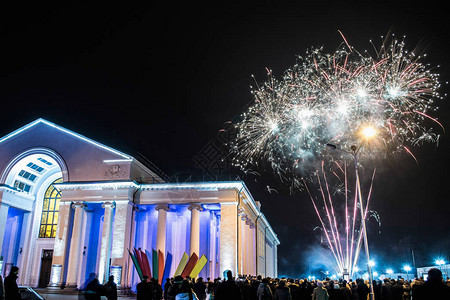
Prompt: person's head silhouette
<box><xmin>226</xmin><ymin>270</ymin><xmax>233</xmax><ymax>281</ymax></box>
<box><xmin>427</xmin><ymin>268</ymin><xmax>443</xmax><ymax>282</ymax></box>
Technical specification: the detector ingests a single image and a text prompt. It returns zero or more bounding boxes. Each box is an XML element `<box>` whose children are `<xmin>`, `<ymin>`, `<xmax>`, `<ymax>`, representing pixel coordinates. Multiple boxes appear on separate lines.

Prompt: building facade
<box><xmin>0</xmin><ymin>119</ymin><xmax>279</xmax><ymax>289</ymax></box>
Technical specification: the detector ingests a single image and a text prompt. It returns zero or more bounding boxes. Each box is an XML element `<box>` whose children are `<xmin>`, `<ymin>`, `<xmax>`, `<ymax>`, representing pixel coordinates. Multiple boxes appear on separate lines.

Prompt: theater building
<box><xmin>0</xmin><ymin>119</ymin><xmax>279</xmax><ymax>289</ymax></box>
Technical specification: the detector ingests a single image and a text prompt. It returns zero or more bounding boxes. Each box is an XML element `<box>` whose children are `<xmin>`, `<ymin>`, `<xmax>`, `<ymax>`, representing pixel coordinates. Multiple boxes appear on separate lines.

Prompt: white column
<box><xmin>219</xmin><ymin>202</ymin><xmax>238</xmax><ymax>276</ymax></box>
<box><xmin>240</xmin><ymin>216</ymin><xmax>247</xmax><ymax>275</ymax></box>
<box><xmin>244</xmin><ymin>219</ymin><xmax>252</xmax><ymax>275</ymax></box>
<box><xmin>209</xmin><ymin>211</ymin><xmax>217</xmax><ymax>280</ymax></box>
<box><xmin>65</xmin><ymin>202</ymin><xmax>86</xmax><ymax>289</ymax></box>
<box><xmin>98</xmin><ymin>201</ymin><xmax>115</xmax><ymax>284</ymax></box>
<box><xmin>48</xmin><ymin>201</ymin><xmax>71</xmax><ymax>288</ymax></box>
<box><xmin>17</xmin><ymin>212</ymin><xmax>31</xmax><ymax>285</ymax></box>
<box><xmin>155</xmin><ymin>204</ymin><xmax>169</xmax><ymax>255</ymax></box>
<box><xmin>110</xmin><ymin>201</ymin><xmax>133</xmax><ymax>287</ymax></box>
<box><xmin>237</xmin><ymin>210</ymin><xmax>243</xmax><ymax>276</ymax></box>
<box><xmin>249</xmin><ymin>223</ymin><xmax>256</xmax><ymax>275</ymax></box>
<box><xmin>274</xmin><ymin>242</ymin><xmax>278</xmax><ymax>278</ymax></box>
<box><xmin>126</xmin><ymin>205</ymin><xmax>139</xmax><ymax>289</ymax></box>
<box><xmin>188</xmin><ymin>204</ymin><xmax>203</xmax><ymax>257</ymax></box>
<box><xmin>0</xmin><ymin>202</ymin><xmax>10</xmax><ymax>268</ymax></box>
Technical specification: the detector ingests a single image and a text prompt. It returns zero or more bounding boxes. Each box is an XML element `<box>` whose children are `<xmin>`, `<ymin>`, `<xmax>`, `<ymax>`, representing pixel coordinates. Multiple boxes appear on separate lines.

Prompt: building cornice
<box><xmin>54</xmin><ymin>180</ymin><xmax>140</xmax><ymax>191</ymax></box>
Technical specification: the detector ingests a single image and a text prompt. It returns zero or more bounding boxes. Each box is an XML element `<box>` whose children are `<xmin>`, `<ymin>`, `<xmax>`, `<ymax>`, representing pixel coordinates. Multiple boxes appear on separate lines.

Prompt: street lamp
<box><xmin>386</xmin><ymin>269</ymin><xmax>394</xmax><ymax>278</ymax></box>
<box><xmin>403</xmin><ymin>265</ymin><xmax>412</xmax><ymax>281</ymax></box>
<box><xmin>436</xmin><ymin>259</ymin><xmax>447</xmax><ymax>279</ymax></box>
<box><xmin>326</xmin><ymin>124</ymin><xmax>377</xmax><ymax>300</ymax></box>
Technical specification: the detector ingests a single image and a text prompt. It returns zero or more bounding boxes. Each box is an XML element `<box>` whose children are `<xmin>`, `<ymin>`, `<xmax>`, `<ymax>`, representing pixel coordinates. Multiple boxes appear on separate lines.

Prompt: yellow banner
<box><xmin>189</xmin><ymin>255</ymin><xmax>208</xmax><ymax>278</ymax></box>
<box><xmin>174</xmin><ymin>252</ymin><xmax>189</xmax><ymax>276</ymax></box>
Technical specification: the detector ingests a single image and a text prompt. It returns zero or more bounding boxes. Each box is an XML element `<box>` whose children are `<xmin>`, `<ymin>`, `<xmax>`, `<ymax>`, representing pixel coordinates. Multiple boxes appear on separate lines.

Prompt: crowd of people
<box><xmin>135</xmin><ymin>268</ymin><xmax>450</xmax><ymax>300</ymax></box>
<box><xmin>0</xmin><ymin>265</ymin><xmax>449</xmax><ymax>300</ymax></box>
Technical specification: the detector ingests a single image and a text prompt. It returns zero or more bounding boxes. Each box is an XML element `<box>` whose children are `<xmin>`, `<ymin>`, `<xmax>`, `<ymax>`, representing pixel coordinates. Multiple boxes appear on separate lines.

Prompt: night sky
<box><xmin>1</xmin><ymin>1</ymin><xmax>450</xmax><ymax>278</ymax></box>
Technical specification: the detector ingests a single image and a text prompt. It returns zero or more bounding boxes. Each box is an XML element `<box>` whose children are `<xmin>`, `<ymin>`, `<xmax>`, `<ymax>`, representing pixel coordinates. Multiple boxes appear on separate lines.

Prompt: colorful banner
<box><xmin>174</xmin><ymin>252</ymin><xmax>189</xmax><ymax>276</ymax></box>
<box><xmin>152</xmin><ymin>249</ymin><xmax>158</xmax><ymax>280</ymax></box>
<box><xmin>128</xmin><ymin>249</ymin><xmax>143</xmax><ymax>281</ymax></box>
<box><xmin>158</xmin><ymin>250</ymin><xmax>164</xmax><ymax>284</ymax></box>
<box><xmin>129</xmin><ymin>249</ymin><xmax>207</xmax><ymax>283</ymax></box>
<box><xmin>161</xmin><ymin>252</ymin><xmax>173</xmax><ymax>289</ymax></box>
<box><xmin>145</xmin><ymin>249</ymin><xmax>153</xmax><ymax>274</ymax></box>
<box><xmin>140</xmin><ymin>250</ymin><xmax>152</xmax><ymax>278</ymax></box>
<box><xmin>189</xmin><ymin>255</ymin><xmax>208</xmax><ymax>278</ymax></box>
<box><xmin>181</xmin><ymin>253</ymin><xmax>198</xmax><ymax>278</ymax></box>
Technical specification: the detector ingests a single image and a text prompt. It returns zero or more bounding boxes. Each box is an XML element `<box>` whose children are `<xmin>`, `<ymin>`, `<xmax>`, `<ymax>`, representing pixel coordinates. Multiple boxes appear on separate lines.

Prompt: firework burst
<box><xmin>231</xmin><ymin>34</ymin><xmax>444</xmax><ymax>176</ymax></box>
<box><xmin>229</xmin><ymin>33</ymin><xmax>444</xmax><ymax>275</ymax></box>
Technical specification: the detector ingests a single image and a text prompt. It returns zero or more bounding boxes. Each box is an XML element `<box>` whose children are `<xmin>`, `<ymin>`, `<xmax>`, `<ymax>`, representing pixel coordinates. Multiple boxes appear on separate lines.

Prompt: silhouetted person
<box><xmin>4</xmin><ymin>266</ymin><xmax>20</xmax><ymax>300</ymax></box>
<box><xmin>151</xmin><ymin>278</ymin><xmax>163</xmax><ymax>300</ymax></box>
<box><xmin>312</xmin><ymin>281</ymin><xmax>328</xmax><ymax>300</ymax></box>
<box><xmin>312</xmin><ymin>281</ymin><xmax>329</xmax><ymax>300</ymax></box>
<box><xmin>391</xmin><ymin>280</ymin><xmax>403</xmax><ymax>300</ymax></box>
<box><xmin>137</xmin><ymin>276</ymin><xmax>153</xmax><ymax>300</ymax></box>
<box><xmin>381</xmin><ymin>279</ymin><xmax>393</xmax><ymax>300</ymax></box>
<box><xmin>412</xmin><ymin>268</ymin><xmax>450</xmax><ymax>299</ymax></box>
<box><xmin>350</xmin><ymin>282</ymin><xmax>358</xmax><ymax>300</ymax></box>
<box><xmin>328</xmin><ymin>281</ymin><xmax>344</xmax><ymax>300</ymax></box>
<box><xmin>176</xmin><ymin>279</ymin><xmax>199</xmax><ymax>300</ymax></box>
<box><xmin>240</xmin><ymin>279</ymin><xmax>255</xmax><ymax>300</ymax></box>
<box><xmin>85</xmin><ymin>278</ymin><xmax>104</xmax><ymax>300</ymax></box>
<box><xmin>104</xmin><ymin>275</ymin><xmax>117</xmax><ymax>300</ymax></box>
<box><xmin>372</xmin><ymin>280</ymin><xmax>381</xmax><ymax>300</ymax></box>
<box><xmin>356</xmin><ymin>279</ymin><xmax>369</xmax><ymax>300</ymax></box>
<box><xmin>274</xmin><ymin>280</ymin><xmax>291</xmax><ymax>300</ymax></box>
<box><xmin>167</xmin><ymin>276</ymin><xmax>184</xmax><ymax>300</ymax></box>
<box><xmin>193</xmin><ymin>277</ymin><xmax>206</xmax><ymax>300</ymax></box>
<box><xmin>164</xmin><ymin>278</ymin><xmax>172</xmax><ymax>300</ymax></box>
<box><xmin>215</xmin><ymin>270</ymin><xmax>242</xmax><ymax>300</ymax></box>
<box><xmin>0</xmin><ymin>275</ymin><xmax>4</xmax><ymax>300</ymax></box>
<box><xmin>257</xmin><ymin>278</ymin><xmax>273</xmax><ymax>300</ymax></box>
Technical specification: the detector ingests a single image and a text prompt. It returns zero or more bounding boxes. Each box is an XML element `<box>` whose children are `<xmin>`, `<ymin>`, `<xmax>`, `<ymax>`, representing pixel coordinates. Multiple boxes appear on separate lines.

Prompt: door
<box><xmin>38</xmin><ymin>250</ymin><xmax>53</xmax><ymax>288</ymax></box>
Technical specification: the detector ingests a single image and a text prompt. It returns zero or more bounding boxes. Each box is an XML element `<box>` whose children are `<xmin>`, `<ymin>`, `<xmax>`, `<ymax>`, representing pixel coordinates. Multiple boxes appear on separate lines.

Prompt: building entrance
<box><xmin>38</xmin><ymin>250</ymin><xmax>53</xmax><ymax>288</ymax></box>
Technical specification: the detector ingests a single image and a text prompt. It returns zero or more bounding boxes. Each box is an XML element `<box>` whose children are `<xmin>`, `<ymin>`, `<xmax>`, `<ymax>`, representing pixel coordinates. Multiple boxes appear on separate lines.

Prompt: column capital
<box><xmin>188</xmin><ymin>203</ymin><xmax>203</xmax><ymax>211</ymax></box>
<box><xmin>71</xmin><ymin>202</ymin><xmax>86</xmax><ymax>209</ymax></box>
<box><xmin>155</xmin><ymin>204</ymin><xmax>170</xmax><ymax>212</ymax></box>
<box><xmin>101</xmin><ymin>201</ymin><xmax>116</xmax><ymax>209</ymax></box>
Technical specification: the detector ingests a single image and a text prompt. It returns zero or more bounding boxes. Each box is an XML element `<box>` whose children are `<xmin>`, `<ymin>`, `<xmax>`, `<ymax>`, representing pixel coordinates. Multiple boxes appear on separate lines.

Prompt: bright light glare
<box><xmin>357</xmin><ymin>88</ymin><xmax>367</xmax><ymax>97</ymax></box>
<box><xmin>269</xmin><ymin>121</ymin><xmax>278</xmax><ymax>132</ymax></box>
<box><xmin>388</xmin><ymin>87</ymin><xmax>402</xmax><ymax>98</ymax></box>
<box><xmin>386</xmin><ymin>269</ymin><xmax>394</xmax><ymax>275</ymax></box>
<box><xmin>403</xmin><ymin>265</ymin><xmax>412</xmax><ymax>272</ymax></box>
<box><xmin>436</xmin><ymin>259</ymin><xmax>445</xmax><ymax>266</ymax></box>
<box><xmin>361</xmin><ymin>126</ymin><xmax>377</xmax><ymax>139</ymax></box>
<box><xmin>368</xmin><ymin>260</ymin><xmax>376</xmax><ymax>267</ymax></box>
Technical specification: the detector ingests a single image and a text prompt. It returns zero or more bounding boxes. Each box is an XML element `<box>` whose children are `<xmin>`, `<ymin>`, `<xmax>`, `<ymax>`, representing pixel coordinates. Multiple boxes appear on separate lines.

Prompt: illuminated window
<box><xmin>18</xmin><ymin>170</ymin><xmax>37</xmax><ymax>182</ymax></box>
<box><xmin>27</xmin><ymin>162</ymin><xmax>44</xmax><ymax>173</ymax></box>
<box><xmin>14</xmin><ymin>180</ymin><xmax>31</xmax><ymax>192</ymax></box>
<box><xmin>39</xmin><ymin>178</ymin><xmax>62</xmax><ymax>238</ymax></box>
<box><xmin>37</xmin><ymin>157</ymin><xmax>53</xmax><ymax>166</ymax></box>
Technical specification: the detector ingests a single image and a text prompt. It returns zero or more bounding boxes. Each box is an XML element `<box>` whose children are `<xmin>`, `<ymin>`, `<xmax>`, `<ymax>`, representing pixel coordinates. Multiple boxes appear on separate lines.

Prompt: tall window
<box><xmin>39</xmin><ymin>178</ymin><xmax>62</xmax><ymax>238</ymax></box>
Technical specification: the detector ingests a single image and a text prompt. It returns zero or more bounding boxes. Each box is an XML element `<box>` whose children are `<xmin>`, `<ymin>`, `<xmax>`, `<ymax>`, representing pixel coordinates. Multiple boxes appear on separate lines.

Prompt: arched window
<box><xmin>39</xmin><ymin>178</ymin><xmax>62</xmax><ymax>238</ymax></box>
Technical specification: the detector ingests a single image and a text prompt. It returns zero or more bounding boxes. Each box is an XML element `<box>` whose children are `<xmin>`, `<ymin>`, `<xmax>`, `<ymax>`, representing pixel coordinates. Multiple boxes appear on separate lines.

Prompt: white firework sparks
<box><xmin>229</xmin><ymin>33</ymin><xmax>445</xmax><ymax>276</ymax></box>
<box><xmin>231</xmin><ymin>34</ymin><xmax>444</xmax><ymax>176</ymax></box>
